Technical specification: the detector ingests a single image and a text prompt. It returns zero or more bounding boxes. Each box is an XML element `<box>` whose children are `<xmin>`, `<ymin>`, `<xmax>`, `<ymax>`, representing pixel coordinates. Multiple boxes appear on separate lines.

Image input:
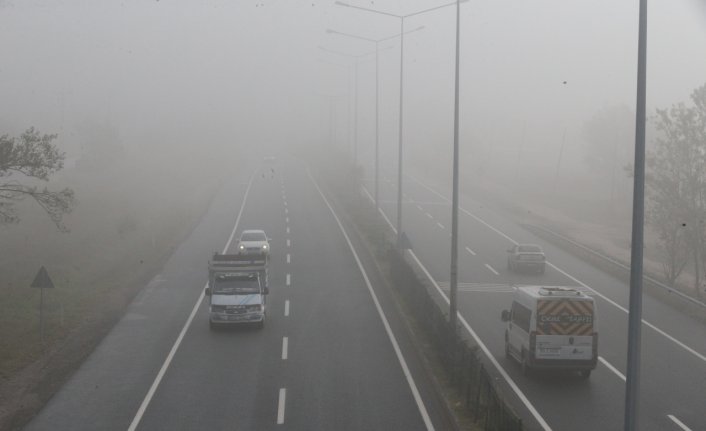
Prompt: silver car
<box><xmin>237</xmin><ymin>229</ymin><xmax>270</xmax><ymax>257</ymax></box>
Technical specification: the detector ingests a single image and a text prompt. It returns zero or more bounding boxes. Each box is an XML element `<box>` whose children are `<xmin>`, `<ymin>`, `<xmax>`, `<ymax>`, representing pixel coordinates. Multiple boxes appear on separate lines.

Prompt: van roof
<box><xmin>517</xmin><ymin>286</ymin><xmax>591</xmax><ymax>300</ymax></box>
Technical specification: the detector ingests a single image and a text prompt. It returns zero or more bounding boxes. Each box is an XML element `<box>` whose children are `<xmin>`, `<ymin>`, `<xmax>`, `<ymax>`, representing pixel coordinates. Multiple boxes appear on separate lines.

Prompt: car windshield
<box><xmin>212</xmin><ymin>275</ymin><xmax>260</xmax><ymax>295</ymax></box>
<box><xmin>518</xmin><ymin>245</ymin><xmax>542</xmax><ymax>253</ymax></box>
<box><xmin>241</xmin><ymin>232</ymin><xmax>266</xmax><ymax>241</ymax></box>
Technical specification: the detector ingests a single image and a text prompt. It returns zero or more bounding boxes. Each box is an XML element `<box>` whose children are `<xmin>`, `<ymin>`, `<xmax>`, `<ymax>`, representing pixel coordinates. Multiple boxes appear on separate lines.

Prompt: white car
<box><xmin>237</xmin><ymin>230</ymin><xmax>270</xmax><ymax>257</ymax></box>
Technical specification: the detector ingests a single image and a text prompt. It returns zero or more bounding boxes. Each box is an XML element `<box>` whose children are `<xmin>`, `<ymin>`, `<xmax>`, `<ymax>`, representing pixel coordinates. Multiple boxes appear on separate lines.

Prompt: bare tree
<box><xmin>647</xmin><ymin>83</ymin><xmax>706</xmax><ymax>297</ymax></box>
<box><xmin>0</xmin><ymin>127</ymin><xmax>76</xmax><ymax>231</ymax></box>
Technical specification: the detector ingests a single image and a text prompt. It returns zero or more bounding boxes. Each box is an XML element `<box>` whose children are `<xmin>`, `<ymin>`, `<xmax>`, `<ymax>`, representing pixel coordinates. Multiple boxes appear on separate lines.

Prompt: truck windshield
<box><xmin>212</xmin><ymin>276</ymin><xmax>260</xmax><ymax>295</ymax></box>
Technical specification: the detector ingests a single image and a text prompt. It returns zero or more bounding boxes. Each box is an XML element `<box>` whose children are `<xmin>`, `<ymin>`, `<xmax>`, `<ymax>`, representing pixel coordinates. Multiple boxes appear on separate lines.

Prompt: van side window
<box><xmin>511</xmin><ymin>302</ymin><xmax>532</xmax><ymax>333</ymax></box>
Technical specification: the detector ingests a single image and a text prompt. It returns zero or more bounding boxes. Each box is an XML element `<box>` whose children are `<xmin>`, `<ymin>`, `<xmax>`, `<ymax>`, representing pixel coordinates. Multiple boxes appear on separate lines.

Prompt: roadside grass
<box><xmin>0</xmin><ymin>157</ymin><xmax>220</xmax><ymax>429</ymax></box>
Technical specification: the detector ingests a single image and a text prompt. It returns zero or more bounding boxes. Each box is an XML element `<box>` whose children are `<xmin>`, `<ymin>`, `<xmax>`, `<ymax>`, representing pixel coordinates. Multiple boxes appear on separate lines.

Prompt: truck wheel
<box><xmin>579</xmin><ymin>370</ymin><xmax>591</xmax><ymax>379</ymax></box>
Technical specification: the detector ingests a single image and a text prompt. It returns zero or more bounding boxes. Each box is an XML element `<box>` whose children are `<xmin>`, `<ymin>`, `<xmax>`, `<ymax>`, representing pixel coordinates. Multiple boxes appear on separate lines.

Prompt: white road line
<box><xmin>465</xmin><ymin>246</ymin><xmax>476</xmax><ymax>256</ymax></box>
<box><xmin>285</xmin><ymin>208</ymin><xmax>289</xmax><ymax>215</ymax></box>
<box><xmin>286</xmin><ymin>253</ymin><xmax>291</xmax><ymax>264</ymax></box>
<box><xmin>426</xmin><ymin>212</ymin><xmax>434</xmax><ymax>219</ymax></box>
<box><xmin>282</xmin><ymin>337</ymin><xmax>288</xmax><ymax>360</ymax></box>
<box><xmin>284</xmin><ymin>300</ymin><xmax>290</xmax><ymax>317</ymax></box>
<box><xmin>277</xmin><ymin>388</ymin><xmax>286</xmax><ymax>424</ymax></box>
<box><xmin>311</xmin><ymin>171</ymin><xmax>435</xmax><ymax>431</ymax></box>
<box><xmin>416</xmin><ymin>204</ymin><xmax>424</xmax><ymax>211</ymax></box>
<box><xmin>436</xmin><ymin>222</ymin><xmax>445</xmax><ymax>229</ymax></box>
<box><xmin>127</xmin><ymin>173</ymin><xmax>256</xmax><ymax>431</ymax></box>
<box><xmin>406</xmin><ymin>251</ymin><xmax>552</xmax><ymax>431</ymax></box>
<box><xmin>484</xmin><ymin>263</ymin><xmax>499</xmax><ymax>275</ymax></box>
<box><xmin>284</xmin><ymin>200</ymin><xmax>288</xmax><ymax>207</ymax></box>
<box><xmin>286</xmin><ymin>226</ymin><xmax>290</xmax><ymax>234</ymax></box>
<box><xmin>668</xmin><ymin>415</ymin><xmax>693</xmax><ymax>431</ymax></box>
<box><xmin>409</xmin><ymin>175</ymin><xmax>706</xmax><ymax>364</ymax></box>
<box><xmin>286</xmin><ymin>239</ymin><xmax>291</xmax><ymax>248</ymax></box>
<box><xmin>286</xmin><ymin>274</ymin><xmax>291</xmax><ymax>286</ymax></box>
<box><xmin>285</xmin><ymin>217</ymin><xmax>289</xmax><ymax>224</ymax></box>
<box><xmin>598</xmin><ymin>356</ymin><xmax>625</xmax><ymax>381</ymax></box>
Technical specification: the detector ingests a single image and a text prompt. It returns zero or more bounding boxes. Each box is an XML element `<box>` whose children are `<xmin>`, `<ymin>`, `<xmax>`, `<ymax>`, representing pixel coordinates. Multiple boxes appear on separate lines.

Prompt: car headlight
<box><xmin>239</xmin><ymin>244</ymin><xmax>245</xmax><ymax>250</ymax></box>
<box><xmin>262</xmin><ymin>244</ymin><xmax>268</xmax><ymax>249</ymax></box>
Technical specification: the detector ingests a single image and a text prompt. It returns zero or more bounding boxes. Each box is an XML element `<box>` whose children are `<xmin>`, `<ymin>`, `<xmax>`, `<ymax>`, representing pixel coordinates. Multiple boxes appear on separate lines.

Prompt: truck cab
<box><xmin>205</xmin><ymin>254</ymin><xmax>269</xmax><ymax>329</ymax></box>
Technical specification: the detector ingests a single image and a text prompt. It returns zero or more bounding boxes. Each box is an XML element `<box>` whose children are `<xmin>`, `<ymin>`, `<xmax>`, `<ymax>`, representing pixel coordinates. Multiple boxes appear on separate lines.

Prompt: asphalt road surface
<box><xmin>24</xmin><ymin>157</ymin><xmax>453</xmax><ymax>431</ymax></box>
<box><xmin>363</xmin><ymin>169</ymin><xmax>706</xmax><ymax>431</ymax></box>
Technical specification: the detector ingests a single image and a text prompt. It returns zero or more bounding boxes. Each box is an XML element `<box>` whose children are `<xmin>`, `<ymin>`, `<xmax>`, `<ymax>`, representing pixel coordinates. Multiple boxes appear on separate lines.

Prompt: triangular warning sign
<box><xmin>31</xmin><ymin>266</ymin><xmax>55</xmax><ymax>289</ymax></box>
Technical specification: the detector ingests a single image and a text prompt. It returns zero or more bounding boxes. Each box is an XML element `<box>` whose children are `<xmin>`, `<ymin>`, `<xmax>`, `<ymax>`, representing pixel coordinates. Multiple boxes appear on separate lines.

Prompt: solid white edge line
<box><xmin>598</xmin><ymin>356</ymin><xmax>626</xmax><ymax>381</ymax></box>
<box><xmin>310</xmin><ymin>171</ymin><xmax>435</xmax><ymax>431</ymax></box>
<box><xmin>127</xmin><ymin>172</ymin><xmax>256</xmax><ymax>431</ymax></box>
<box><xmin>282</xmin><ymin>337</ymin><xmax>288</xmax><ymax>360</ymax></box>
<box><xmin>406</xmin><ymin>250</ymin><xmax>552</xmax><ymax>431</ymax></box>
<box><xmin>465</xmin><ymin>246</ymin><xmax>476</xmax><ymax>256</ymax></box>
<box><xmin>484</xmin><ymin>263</ymin><xmax>499</xmax><ymax>275</ymax></box>
<box><xmin>284</xmin><ymin>300</ymin><xmax>290</xmax><ymax>317</ymax></box>
<box><xmin>286</xmin><ymin>274</ymin><xmax>291</xmax><ymax>286</ymax></box>
<box><xmin>277</xmin><ymin>388</ymin><xmax>286</xmax><ymax>424</ymax></box>
<box><xmin>667</xmin><ymin>414</ymin><xmax>693</xmax><ymax>431</ymax></box>
<box><xmin>409</xmin><ymin>175</ymin><xmax>706</xmax><ymax>364</ymax></box>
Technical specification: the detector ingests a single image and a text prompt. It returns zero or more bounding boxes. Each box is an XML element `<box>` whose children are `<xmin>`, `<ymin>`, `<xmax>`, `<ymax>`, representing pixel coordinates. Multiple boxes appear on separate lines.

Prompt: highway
<box><xmin>363</xmin><ymin>169</ymin><xmax>706</xmax><ymax>431</ymax></box>
<box><xmin>24</xmin><ymin>158</ymin><xmax>452</xmax><ymax>431</ymax></box>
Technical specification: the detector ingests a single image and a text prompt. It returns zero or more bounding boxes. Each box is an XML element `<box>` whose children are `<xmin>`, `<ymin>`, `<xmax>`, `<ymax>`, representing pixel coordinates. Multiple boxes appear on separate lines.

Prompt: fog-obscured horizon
<box><xmin>1</xmin><ymin>0</ymin><xmax>705</xmax><ymax>227</ymax></box>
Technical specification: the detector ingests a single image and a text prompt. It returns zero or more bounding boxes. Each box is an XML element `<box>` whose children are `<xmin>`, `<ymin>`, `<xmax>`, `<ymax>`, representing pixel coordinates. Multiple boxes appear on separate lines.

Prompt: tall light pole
<box><xmin>449</xmin><ymin>0</ymin><xmax>462</xmax><ymax>335</ymax></box>
<box><xmin>326</xmin><ymin>26</ymin><xmax>424</xmax><ymax>212</ymax></box>
<box><xmin>624</xmin><ymin>0</ymin><xmax>648</xmax><ymax>429</ymax></box>
<box><xmin>335</xmin><ymin>0</ymin><xmax>466</xmax><ymax>248</ymax></box>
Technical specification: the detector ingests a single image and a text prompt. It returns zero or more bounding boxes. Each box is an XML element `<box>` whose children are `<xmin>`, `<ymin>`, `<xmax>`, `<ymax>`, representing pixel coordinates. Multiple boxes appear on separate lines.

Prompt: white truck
<box><xmin>205</xmin><ymin>253</ymin><xmax>269</xmax><ymax>329</ymax></box>
<box><xmin>501</xmin><ymin>286</ymin><xmax>597</xmax><ymax>378</ymax></box>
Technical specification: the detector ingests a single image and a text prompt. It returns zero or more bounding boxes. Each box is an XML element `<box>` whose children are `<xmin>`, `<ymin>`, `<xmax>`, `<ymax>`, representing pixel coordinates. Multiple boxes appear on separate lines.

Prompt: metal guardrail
<box><xmin>528</xmin><ymin>224</ymin><xmax>706</xmax><ymax>309</ymax></box>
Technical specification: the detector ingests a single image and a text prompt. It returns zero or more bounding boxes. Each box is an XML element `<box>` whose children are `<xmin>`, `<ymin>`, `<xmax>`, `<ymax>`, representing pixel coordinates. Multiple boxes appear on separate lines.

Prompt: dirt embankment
<box><xmin>0</xmin><ymin>158</ymin><xmax>221</xmax><ymax>431</ymax></box>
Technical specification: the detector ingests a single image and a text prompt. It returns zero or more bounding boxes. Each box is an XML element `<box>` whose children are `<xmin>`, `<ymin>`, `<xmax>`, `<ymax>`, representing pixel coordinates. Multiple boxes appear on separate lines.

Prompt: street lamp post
<box><xmin>326</xmin><ymin>26</ymin><xmax>424</xmax><ymax>212</ymax></box>
<box><xmin>335</xmin><ymin>0</ymin><xmax>466</xmax><ymax>247</ymax></box>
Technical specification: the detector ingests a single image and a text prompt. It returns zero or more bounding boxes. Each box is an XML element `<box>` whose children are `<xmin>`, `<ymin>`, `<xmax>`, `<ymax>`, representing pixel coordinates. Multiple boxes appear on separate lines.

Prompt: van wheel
<box><xmin>579</xmin><ymin>370</ymin><xmax>591</xmax><ymax>379</ymax></box>
<box><xmin>521</xmin><ymin>350</ymin><xmax>530</xmax><ymax>376</ymax></box>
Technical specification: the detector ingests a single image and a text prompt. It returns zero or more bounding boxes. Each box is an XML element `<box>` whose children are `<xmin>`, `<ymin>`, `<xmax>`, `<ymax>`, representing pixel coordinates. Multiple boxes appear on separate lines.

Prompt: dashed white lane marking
<box><xmin>285</xmin><ymin>208</ymin><xmax>289</xmax><ymax>215</ymax></box>
<box><xmin>127</xmin><ymin>172</ymin><xmax>256</xmax><ymax>431</ymax></box>
<box><xmin>285</xmin><ymin>217</ymin><xmax>289</xmax><ymax>224</ymax></box>
<box><xmin>598</xmin><ymin>356</ymin><xmax>625</xmax><ymax>381</ymax></box>
<box><xmin>465</xmin><ymin>246</ymin><xmax>476</xmax><ymax>256</ymax></box>
<box><xmin>282</xmin><ymin>337</ymin><xmax>288</xmax><ymax>360</ymax></box>
<box><xmin>284</xmin><ymin>300</ymin><xmax>290</xmax><ymax>317</ymax></box>
<box><xmin>668</xmin><ymin>415</ymin><xmax>693</xmax><ymax>431</ymax></box>
<box><xmin>284</xmin><ymin>200</ymin><xmax>288</xmax><ymax>207</ymax></box>
<box><xmin>484</xmin><ymin>263</ymin><xmax>499</xmax><ymax>275</ymax></box>
<box><xmin>286</xmin><ymin>274</ymin><xmax>291</xmax><ymax>286</ymax></box>
<box><xmin>310</xmin><ymin>170</ymin><xmax>435</xmax><ymax>431</ymax></box>
<box><xmin>286</xmin><ymin>226</ymin><xmax>290</xmax><ymax>234</ymax></box>
<box><xmin>425</xmin><ymin>212</ymin><xmax>433</xmax><ymax>219</ymax></box>
<box><xmin>286</xmin><ymin>253</ymin><xmax>291</xmax><ymax>264</ymax></box>
<box><xmin>436</xmin><ymin>222</ymin><xmax>445</xmax><ymax>229</ymax></box>
<box><xmin>277</xmin><ymin>388</ymin><xmax>286</xmax><ymax>424</ymax></box>
<box><xmin>286</xmin><ymin>239</ymin><xmax>291</xmax><ymax>247</ymax></box>
<box><xmin>416</xmin><ymin>204</ymin><xmax>423</xmax><ymax>211</ymax></box>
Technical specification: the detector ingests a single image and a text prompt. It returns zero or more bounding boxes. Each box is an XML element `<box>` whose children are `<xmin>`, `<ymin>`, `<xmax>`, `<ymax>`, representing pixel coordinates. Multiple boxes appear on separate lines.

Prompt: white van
<box><xmin>501</xmin><ymin>286</ymin><xmax>597</xmax><ymax>378</ymax></box>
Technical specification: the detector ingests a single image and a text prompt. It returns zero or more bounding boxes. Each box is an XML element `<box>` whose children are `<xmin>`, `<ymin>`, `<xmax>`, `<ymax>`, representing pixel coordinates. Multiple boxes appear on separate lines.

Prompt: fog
<box><xmin>1</xmin><ymin>0</ymin><xmax>705</xmax><ymax>234</ymax></box>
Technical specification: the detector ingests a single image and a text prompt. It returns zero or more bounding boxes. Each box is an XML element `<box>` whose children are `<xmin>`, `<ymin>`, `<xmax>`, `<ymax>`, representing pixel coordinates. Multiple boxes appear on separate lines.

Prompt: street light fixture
<box><xmin>335</xmin><ymin>0</ymin><xmax>467</xmax><ymax>248</ymax></box>
<box><xmin>325</xmin><ymin>26</ymin><xmax>424</xmax><ymax>212</ymax></box>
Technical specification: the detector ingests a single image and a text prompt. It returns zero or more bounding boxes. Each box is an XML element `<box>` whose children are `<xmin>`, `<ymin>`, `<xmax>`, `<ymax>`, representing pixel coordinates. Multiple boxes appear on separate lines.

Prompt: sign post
<box><xmin>31</xmin><ymin>266</ymin><xmax>55</xmax><ymax>343</ymax></box>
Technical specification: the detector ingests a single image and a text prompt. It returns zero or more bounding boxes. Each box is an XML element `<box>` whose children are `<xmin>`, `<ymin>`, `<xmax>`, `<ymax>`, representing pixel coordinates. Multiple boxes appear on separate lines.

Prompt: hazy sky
<box><xmin>1</xmin><ymin>0</ymin><xmax>704</xmax><ymax>170</ymax></box>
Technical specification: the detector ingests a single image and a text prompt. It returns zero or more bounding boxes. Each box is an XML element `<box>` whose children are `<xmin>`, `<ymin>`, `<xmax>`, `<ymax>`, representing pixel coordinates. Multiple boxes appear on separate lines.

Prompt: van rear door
<box><xmin>535</xmin><ymin>298</ymin><xmax>594</xmax><ymax>361</ymax></box>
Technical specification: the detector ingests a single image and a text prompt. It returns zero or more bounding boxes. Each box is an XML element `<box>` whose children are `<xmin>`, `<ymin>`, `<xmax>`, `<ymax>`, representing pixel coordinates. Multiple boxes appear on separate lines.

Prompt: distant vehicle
<box><xmin>205</xmin><ymin>253</ymin><xmax>269</xmax><ymax>329</ymax></box>
<box><xmin>501</xmin><ymin>286</ymin><xmax>597</xmax><ymax>378</ymax></box>
<box><xmin>507</xmin><ymin>244</ymin><xmax>546</xmax><ymax>274</ymax></box>
<box><xmin>237</xmin><ymin>229</ymin><xmax>270</xmax><ymax>257</ymax></box>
